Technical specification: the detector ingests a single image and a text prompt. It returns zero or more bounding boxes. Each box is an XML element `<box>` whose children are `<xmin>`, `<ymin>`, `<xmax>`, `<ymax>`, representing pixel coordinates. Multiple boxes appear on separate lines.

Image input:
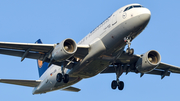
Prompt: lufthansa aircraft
<box><xmin>0</xmin><ymin>3</ymin><xmax>180</xmax><ymax>94</ymax></box>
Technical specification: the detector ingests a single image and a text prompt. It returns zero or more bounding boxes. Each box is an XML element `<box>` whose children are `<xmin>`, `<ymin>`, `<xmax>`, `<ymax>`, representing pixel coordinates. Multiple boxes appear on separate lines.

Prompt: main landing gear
<box><xmin>111</xmin><ymin>64</ymin><xmax>124</xmax><ymax>90</ymax></box>
<box><xmin>124</xmin><ymin>37</ymin><xmax>134</xmax><ymax>55</ymax></box>
<box><xmin>56</xmin><ymin>58</ymin><xmax>75</xmax><ymax>83</ymax></box>
<box><xmin>56</xmin><ymin>73</ymin><xmax>69</xmax><ymax>83</ymax></box>
<box><xmin>56</xmin><ymin>64</ymin><xmax>69</xmax><ymax>83</ymax></box>
<box><xmin>111</xmin><ymin>80</ymin><xmax>124</xmax><ymax>90</ymax></box>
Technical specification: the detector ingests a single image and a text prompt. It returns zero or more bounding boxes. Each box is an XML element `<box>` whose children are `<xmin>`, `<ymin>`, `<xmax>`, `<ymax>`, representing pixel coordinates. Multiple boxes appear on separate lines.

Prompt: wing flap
<box><xmin>0</xmin><ymin>79</ymin><xmax>41</xmax><ymax>87</ymax></box>
<box><xmin>145</xmin><ymin>69</ymin><xmax>170</xmax><ymax>76</ymax></box>
<box><xmin>101</xmin><ymin>66</ymin><xmax>171</xmax><ymax>76</ymax></box>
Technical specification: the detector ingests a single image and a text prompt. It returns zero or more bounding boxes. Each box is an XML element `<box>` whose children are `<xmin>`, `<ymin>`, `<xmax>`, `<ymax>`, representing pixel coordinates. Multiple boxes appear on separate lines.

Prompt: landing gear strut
<box><xmin>111</xmin><ymin>64</ymin><xmax>124</xmax><ymax>90</ymax></box>
<box><xmin>124</xmin><ymin>37</ymin><xmax>134</xmax><ymax>55</ymax></box>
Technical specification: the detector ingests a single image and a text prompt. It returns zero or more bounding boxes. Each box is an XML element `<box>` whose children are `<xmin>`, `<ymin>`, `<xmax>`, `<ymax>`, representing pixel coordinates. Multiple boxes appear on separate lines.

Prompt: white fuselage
<box><xmin>33</xmin><ymin>3</ymin><xmax>151</xmax><ymax>94</ymax></box>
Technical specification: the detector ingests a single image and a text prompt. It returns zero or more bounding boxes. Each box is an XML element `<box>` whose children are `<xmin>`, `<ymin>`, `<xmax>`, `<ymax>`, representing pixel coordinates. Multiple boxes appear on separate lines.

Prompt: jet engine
<box><xmin>52</xmin><ymin>38</ymin><xmax>77</xmax><ymax>61</ymax></box>
<box><xmin>135</xmin><ymin>50</ymin><xmax>161</xmax><ymax>73</ymax></box>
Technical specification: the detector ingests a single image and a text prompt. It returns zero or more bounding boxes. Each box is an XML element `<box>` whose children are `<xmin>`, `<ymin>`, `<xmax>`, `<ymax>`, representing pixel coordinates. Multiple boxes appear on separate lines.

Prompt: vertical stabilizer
<box><xmin>35</xmin><ymin>39</ymin><xmax>49</xmax><ymax>77</ymax></box>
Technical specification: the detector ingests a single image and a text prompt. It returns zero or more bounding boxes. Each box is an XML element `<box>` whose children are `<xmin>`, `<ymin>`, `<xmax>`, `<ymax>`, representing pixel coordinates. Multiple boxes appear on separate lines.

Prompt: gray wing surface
<box><xmin>101</xmin><ymin>52</ymin><xmax>180</xmax><ymax>78</ymax></box>
<box><xmin>62</xmin><ymin>86</ymin><xmax>81</xmax><ymax>92</ymax></box>
<box><xmin>0</xmin><ymin>79</ymin><xmax>41</xmax><ymax>87</ymax></box>
<box><xmin>0</xmin><ymin>42</ymin><xmax>54</xmax><ymax>61</ymax></box>
<box><xmin>156</xmin><ymin>62</ymin><xmax>180</xmax><ymax>73</ymax></box>
<box><xmin>0</xmin><ymin>42</ymin><xmax>89</xmax><ymax>63</ymax></box>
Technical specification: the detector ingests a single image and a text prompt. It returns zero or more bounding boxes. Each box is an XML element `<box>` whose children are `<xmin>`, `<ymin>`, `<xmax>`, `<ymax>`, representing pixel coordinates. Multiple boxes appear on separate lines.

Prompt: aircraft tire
<box><xmin>126</xmin><ymin>48</ymin><xmax>134</xmax><ymax>55</ymax></box>
<box><xmin>56</xmin><ymin>73</ymin><xmax>62</xmax><ymax>82</ymax></box>
<box><xmin>126</xmin><ymin>48</ymin><xmax>130</xmax><ymax>54</ymax></box>
<box><xmin>118</xmin><ymin>81</ymin><xmax>124</xmax><ymax>90</ymax></box>
<box><xmin>63</xmin><ymin>74</ymin><xmax>69</xmax><ymax>83</ymax></box>
<box><xmin>129</xmin><ymin>48</ymin><xmax>134</xmax><ymax>55</ymax></box>
<box><xmin>111</xmin><ymin>80</ymin><xmax>117</xmax><ymax>89</ymax></box>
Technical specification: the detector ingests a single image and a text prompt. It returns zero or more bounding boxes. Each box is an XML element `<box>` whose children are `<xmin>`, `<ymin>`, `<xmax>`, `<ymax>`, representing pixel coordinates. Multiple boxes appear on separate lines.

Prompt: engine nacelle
<box><xmin>52</xmin><ymin>38</ymin><xmax>77</xmax><ymax>61</ymax></box>
<box><xmin>135</xmin><ymin>50</ymin><xmax>161</xmax><ymax>73</ymax></box>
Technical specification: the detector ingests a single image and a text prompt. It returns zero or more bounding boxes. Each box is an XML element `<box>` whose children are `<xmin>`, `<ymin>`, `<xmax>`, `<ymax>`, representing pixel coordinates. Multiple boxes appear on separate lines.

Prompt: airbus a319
<box><xmin>0</xmin><ymin>3</ymin><xmax>179</xmax><ymax>94</ymax></box>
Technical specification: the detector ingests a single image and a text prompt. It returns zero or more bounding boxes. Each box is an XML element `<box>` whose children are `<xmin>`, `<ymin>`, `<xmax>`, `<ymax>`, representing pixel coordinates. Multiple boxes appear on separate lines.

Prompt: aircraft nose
<box><xmin>139</xmin><ymin>8</ymin><xmax>151</xmax><ymax>22</ymax></box>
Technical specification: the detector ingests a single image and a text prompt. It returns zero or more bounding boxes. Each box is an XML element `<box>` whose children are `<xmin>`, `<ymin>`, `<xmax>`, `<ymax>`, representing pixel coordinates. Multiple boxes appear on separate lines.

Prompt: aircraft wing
<box><xmin>156</xmin><ymin>62</ymin><xmax>180</xmax><ymax>73</ymax></box>
<box><xmin>0</xmin><ymin>79</ymin><xmax>41</xmax><ymax>87</ymax></box>
<box><xmin>0</xmin><ymin>41</ymin><xmax>89</xmax><ymax>62</ymax></box>
<box><xmin>101</xmin><ymin>52</ymin><xmax>180</xmax><ymax>78</ymax></box>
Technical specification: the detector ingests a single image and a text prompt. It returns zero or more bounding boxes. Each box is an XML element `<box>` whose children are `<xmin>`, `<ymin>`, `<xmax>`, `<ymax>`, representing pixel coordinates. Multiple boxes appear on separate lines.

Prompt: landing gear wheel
<box><xmin>126</xmin><ymin>48</ymin><xmax>134</xmax><ymax>55</ymax></box>
<box><xmin>126</xmin><ymin>48</ymin><xmax>130</xmax><ymax>54</ymax></box>
<box><xmin>63</xmin><ymin>74</ymin><xmax>69</xmax><ymax>83</ymax></box>
<box><xmin>111</xmin><ymin>80</ymin><xmax>117</xmax><ymax>89</ymax></box>
<box><xmin>129</xmin><ymin>48</ymin><xmax>134</xmax><ymax>55</ymax></box>
<box><xmin>56</xmin><ymin>73</ymin><xmax>62</xmax><ymax>82</ymax></box>
<box><xmin>118</xmin><ymin>81</ymin><xmax>124</xmax><ymax>90</ymax></box>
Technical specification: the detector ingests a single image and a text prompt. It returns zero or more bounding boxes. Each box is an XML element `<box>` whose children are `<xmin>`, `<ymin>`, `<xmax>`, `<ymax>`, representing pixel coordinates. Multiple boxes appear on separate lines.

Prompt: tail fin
<box><xmin>35</xmin><ymin>39</ymin><xmax>49</xmax><ymax>77</ymax></box>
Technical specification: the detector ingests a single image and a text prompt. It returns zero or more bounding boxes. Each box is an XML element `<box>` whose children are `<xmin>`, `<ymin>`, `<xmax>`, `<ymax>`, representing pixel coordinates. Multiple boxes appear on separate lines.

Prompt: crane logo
<box><xmin>38</xmin><ymin>60</ymin><xmax>43</xmax><ymax>68</ymax></box>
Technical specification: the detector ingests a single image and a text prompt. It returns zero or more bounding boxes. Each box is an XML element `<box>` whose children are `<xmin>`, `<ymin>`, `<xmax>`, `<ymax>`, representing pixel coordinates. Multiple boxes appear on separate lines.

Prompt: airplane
<box><xmin>0</xmin><ymin>3</ymin><xmax>180</xmax><ymax>94</ymax></box>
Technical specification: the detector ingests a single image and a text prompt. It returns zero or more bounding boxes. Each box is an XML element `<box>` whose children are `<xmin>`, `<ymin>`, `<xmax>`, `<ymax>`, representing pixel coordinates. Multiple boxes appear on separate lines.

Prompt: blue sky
<box><xmin>0</xmin><ymin>0</ymin><xmax>180</xmax><ymax>101</ymax></box>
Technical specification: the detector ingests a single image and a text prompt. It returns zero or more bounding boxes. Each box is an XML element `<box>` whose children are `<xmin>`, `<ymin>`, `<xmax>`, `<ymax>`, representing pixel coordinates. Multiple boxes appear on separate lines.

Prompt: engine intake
<box><xmin>135</xmin><ymin>50</ymin><xmax>161</xmax><ymax>73</ymax></box>
<box><xmin>52</xmin><ymin>39</ymin><xmax>77</xmax><ymax>61</ymax></box>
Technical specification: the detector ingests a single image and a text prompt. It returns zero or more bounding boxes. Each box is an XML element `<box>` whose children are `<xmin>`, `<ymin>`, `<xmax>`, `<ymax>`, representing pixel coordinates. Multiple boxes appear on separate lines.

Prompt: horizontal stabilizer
<box><xmin>0</xmin><ymin>79</ymin><xmax>41</xmax><ymax>87</ymax></box>
<box><xmin>62</xmin><ymin>86</ymin><xmax>81</xmax><ymax>92</ymax></box>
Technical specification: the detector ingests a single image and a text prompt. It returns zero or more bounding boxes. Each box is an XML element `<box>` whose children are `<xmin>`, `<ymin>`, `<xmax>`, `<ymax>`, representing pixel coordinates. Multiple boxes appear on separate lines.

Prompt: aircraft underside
<box><xmin>0</xmin><ymin>3</ymin><xmax>180</xmax><ymax>94</ymax></box>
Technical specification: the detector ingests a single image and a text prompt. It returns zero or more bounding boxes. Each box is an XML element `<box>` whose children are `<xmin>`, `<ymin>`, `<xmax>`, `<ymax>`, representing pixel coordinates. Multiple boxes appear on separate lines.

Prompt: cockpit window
<box><xmin>124</xmin><ymin>5</ymin><xmax>143</xmax><ymax>12</ymax></box>
<box><xmin>124</xmin><ymin>7</ymin><xmax>129</xmax><ymax>12</ymax></box>
<box><xmin>128</xmin><ymin>6</ymin><xmax>133</xmax><ymax>10</ymax></box>
<box><xmin>124</xmin><ymin>6</ymin><xmax>133</xmax><ymax>12</ymax></box>
<box><xmin>133</xmin><ymin>5</ymin><xmax>142</xmax><ymax>8</ymax></box>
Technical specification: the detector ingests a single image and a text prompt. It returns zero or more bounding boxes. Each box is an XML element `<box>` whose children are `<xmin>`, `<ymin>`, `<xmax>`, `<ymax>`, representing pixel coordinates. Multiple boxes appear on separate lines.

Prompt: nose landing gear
<box><xmin>124</xmin><ymin>37</ymin><xmax>134</xmax><ymax>55</ymax></box>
